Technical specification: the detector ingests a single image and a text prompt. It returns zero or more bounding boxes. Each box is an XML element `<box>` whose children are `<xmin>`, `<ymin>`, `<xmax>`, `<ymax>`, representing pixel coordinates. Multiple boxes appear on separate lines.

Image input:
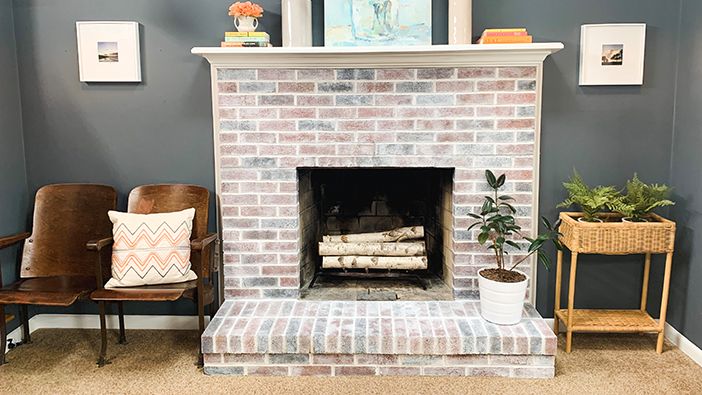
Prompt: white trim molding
<box><xmin>5</xmin><ymin>314</ymin><xmax>207</xmax><ymax>354</ymax></box>
<box><xmin>192</xmin><ymin>43</ymin><xmax>564</xmax><ymax>68</ymax></box>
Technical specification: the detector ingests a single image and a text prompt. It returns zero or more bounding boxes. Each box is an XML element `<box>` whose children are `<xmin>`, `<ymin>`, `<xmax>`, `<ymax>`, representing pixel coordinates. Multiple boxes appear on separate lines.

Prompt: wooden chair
<box><xmin>88</xmin><ymin>184</ymin><xmax>218</xmax><ymax>366</ymax></box>
<box><xmin>0</xmin><ymin>184</ymin><xmax>117</xmax><ymax>365</ymax></box>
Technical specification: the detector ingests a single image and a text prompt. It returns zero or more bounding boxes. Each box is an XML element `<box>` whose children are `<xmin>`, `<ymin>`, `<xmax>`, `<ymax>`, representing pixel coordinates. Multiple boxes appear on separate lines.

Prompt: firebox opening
<box><xmin>298</xmin><ymin>167</ymin><xmax>454</xmax><ymax>301</ymax></box>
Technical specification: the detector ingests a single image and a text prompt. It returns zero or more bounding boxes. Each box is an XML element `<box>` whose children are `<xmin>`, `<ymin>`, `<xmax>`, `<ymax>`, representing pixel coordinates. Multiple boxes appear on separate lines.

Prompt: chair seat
<box><xmin>0</xmin><ymin>276</ymin><xmax>95</xmax><ymax>306</ymax></box>
<box><xmin>91</xmin><ymin>280</ymin><xmax>214</xmax><ymax>303</ymax></box>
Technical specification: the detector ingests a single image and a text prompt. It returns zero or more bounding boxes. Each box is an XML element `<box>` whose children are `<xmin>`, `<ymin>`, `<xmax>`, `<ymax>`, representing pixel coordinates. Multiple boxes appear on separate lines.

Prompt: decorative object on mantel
<box><xmin>324</xmin><ymin>0</ymin><xmax>432</xmax><ymax>47</ymax></box>
<box><xmin>447</xmin><ymin>0</ymin><xmax>472</xmax><ymax>45</ymax></box>
<box><xmin>228</xmin><ymin>1</ymin><xmax>263</xmax><ymax>32</ymax></box>
<box><xmin>579</xmin><ymin>23</ymin><xmax>646</xmax><ymax>85</ymax></box>
<box><xmin>221</xmin><ymin>31</ymin><xmax>271</xmax><ymax>47</ymax></box>
<box><xmin>75</xmin><ymin>21</ymin><xmax>141</xmax><ymax>82</ymax></box>
<box><xmin>478</xmin><ymin>28</ymin><xmax>533</xmax><ymax>44</ymax></box>
<box><xmin>282</xmin><ymin>0</ymin><xmax>312</xmax><ymax>47</ymax></box>
<box><xmin>470</xmin><ymin>170</ymin><xmax>563</xmax><ymax>325</ymax></box>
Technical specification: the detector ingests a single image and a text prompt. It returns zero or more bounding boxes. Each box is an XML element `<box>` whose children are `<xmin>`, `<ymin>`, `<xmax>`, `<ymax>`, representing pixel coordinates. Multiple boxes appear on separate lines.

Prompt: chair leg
<box><xmin>117</xmin><ymin>302</ymin><xmax>127</xmax><ymax>345</ymax></box>
<box><xmin>197</xmin><ymin>298</ymin><xmax>205</xmax><ymax>367</ymax></box>
<box><xmin>97</xmin><ymin>301</ymin><xmax>109</xmax><ymax>367</ymax></box>
<box><xmin>0</xmin><ymin>304</ymin><xmax>6</xmax><ymax>365</ymax></box>
<box><xmin>19</xmin><ymin>305</ymin><xmax>31</xmax><ymax>344</ymax></box>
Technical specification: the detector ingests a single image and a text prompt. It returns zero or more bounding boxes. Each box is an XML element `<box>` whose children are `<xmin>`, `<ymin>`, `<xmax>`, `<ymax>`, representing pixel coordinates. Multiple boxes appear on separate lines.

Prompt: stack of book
<box><xmin>477</xmin><ymin>28</ymin><xmax>533</xmax><ymax>44</ymax></box>
<box><xmin>221</xmin><ymin>32</ymin><xmax>272</xmax><ymax>47</ymax></box>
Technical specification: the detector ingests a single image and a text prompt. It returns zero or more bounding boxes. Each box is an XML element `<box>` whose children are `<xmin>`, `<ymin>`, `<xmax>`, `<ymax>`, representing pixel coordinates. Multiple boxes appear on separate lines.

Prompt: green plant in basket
<box><xmin>610</xmin><ymin>174</ymin><xmax>674</xmax><ymax>222</ymax></box>
<box><xmin>557</xmin><ymin>170</ymin><xmax>619</xmax><ymax>222</ymax></box>
<box><xmin>468</xmin><ymin>170</ymin><xmax>563</xmax><ymax>282</ymax></box>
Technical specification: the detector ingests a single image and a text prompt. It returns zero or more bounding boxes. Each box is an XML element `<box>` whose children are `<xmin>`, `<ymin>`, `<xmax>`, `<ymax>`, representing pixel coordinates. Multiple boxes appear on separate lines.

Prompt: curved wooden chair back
<box><xmin>21</xmin><ymin>184</ymin><xmax>117</xmax><ymax>278</ymax></box>
<box><xmin>127</xmin><ymin>184</ymin><xmax>211</xmax><ymax>277</ymax></box>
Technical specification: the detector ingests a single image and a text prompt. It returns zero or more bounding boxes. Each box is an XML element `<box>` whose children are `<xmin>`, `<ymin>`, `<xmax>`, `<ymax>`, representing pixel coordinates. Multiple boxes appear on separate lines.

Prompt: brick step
<box><xmin>202</xmin><ymin>300</ymin><xmax>556</xmax><ymax>377</ymax></box>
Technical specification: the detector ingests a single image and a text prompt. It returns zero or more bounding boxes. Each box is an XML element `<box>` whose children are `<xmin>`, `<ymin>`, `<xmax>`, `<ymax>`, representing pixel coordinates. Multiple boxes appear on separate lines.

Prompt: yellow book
<box><xmin>224</xmin><ymin>31</ymin><xmax>270</xmax><ymax>38</ymax></box>
<box><xmin>478</xmin><ymin>35</ymin><xmax>533</xmax><ymax>44</ymax></box>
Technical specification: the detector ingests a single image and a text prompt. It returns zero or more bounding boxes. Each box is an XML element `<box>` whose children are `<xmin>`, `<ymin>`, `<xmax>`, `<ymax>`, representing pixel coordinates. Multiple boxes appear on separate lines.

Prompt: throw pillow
<box><xmin>105</xmin><ymin>208</ymin><xmax>198</xmax><ymax>288</ymax></box>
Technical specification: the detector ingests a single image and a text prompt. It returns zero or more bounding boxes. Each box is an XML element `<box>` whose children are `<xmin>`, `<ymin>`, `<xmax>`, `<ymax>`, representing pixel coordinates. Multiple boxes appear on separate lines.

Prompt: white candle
<box><xmin>282</xmin><ymin>0</ymin><xmax>313</xmax><ymax>47</ymax></box>
<box><xmin>448</xmin><ymin>0</ymin><xmax>473</xmax><ymax>45</ymax></box>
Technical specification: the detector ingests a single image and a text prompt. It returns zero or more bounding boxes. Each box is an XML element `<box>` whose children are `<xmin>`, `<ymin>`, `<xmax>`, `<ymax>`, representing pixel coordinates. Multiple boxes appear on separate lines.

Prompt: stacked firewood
<box><xmin>319</xmin><ymin>226</ymin><xmax>427</xmax><ymax>270</ymax></box>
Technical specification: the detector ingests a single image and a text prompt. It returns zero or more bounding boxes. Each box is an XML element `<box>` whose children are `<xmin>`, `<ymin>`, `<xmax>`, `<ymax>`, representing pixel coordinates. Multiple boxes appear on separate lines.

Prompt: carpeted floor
<box><xmin>1</xmin><ymin>329</ymin><xmax>701</xmax><ymax>394</ymax></box>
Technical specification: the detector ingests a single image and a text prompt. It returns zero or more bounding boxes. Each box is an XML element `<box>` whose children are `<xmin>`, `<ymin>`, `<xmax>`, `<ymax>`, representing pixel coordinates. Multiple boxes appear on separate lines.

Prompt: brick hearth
<box><xmin>202</xmin><ymin>300</ymin><xmax>556</xmax><ymax>377</ymax></box>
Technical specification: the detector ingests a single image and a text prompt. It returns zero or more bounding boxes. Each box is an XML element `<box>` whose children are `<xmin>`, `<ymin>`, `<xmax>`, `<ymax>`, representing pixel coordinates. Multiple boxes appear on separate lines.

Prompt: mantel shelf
<box><xmin>191</xmin><ymin>43</ymin><xmax>564</xmax><ymax>68</ymax></box>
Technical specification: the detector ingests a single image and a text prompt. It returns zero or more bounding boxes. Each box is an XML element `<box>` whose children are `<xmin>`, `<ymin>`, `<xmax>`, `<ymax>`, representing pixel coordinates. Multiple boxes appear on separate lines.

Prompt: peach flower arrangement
<box><xmin>228</xmin><ymin>1</ymin><xmax>264</xmax><ymax>18</ymax></box>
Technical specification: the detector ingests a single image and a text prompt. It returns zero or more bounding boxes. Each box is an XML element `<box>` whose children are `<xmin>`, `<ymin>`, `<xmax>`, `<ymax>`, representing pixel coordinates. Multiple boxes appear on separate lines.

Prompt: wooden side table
<box><xmin>553</xmin><ymin>212</ymin><xmax>676</xmax><ymax>353</ymax></box>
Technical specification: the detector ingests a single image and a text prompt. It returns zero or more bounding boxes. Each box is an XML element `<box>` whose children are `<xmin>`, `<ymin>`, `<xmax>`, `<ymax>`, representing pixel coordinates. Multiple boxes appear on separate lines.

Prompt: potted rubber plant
<box><xmin>469</xmin><ymin>170</ymin><xmax>563</xmax><ymax>325</ymax></box>
<box><xmin>557</xmin><ymin>170</ymin><xmax>619</xmax><ymax>222</ymax></box>
<box><xmin>610</xmin><ymin>174</ymin><xmax>675</xmax><ymax>222</ymax></box>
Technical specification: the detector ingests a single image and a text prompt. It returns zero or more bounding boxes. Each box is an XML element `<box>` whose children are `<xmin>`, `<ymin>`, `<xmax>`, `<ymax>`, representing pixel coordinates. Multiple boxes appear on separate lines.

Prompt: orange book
<box><xmin>478</xmin><ymin>35</ymin><xmax>533</xmax><ymax>44</ymax></box>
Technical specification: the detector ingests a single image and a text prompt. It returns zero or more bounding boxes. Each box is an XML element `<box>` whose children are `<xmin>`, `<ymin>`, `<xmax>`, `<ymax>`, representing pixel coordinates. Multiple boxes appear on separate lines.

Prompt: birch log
<box><xmin>322</xmin><ymin>256</ymin><xmax>428</xmax><ymax>270</ymax></box>
<box><xmin>322</xmin><ymin>226</ymin><xmax>424</xmax><ymax>243</ymax></box>
<box><xmin>319</xmin><ymin>241</ymin><xmax>425</xmax><ymax>257</ymax></box>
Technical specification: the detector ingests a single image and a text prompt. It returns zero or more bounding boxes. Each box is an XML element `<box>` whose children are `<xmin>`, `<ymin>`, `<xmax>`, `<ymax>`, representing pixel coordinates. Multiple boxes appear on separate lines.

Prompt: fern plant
<box><xmin>468</xmin><ymin>170</ymin><xmax>563</xmax><ymax>275</ymax></box>
<box><xmin>610</xmin><ymin>174</ymin><xmax>674</xmax><ymax>221</ymax></box>
<box><xmin>557</xmin><ymin>170</ymin><xmax>619</xmax><ymax>222</ymax></box>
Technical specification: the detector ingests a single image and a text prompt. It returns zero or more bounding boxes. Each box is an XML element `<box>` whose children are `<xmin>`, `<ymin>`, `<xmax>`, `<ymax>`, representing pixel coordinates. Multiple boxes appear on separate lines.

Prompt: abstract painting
<box><xmin>325</xmin><ymin>0</ymin><xmax>432</xmax><ymax>47</ymax></box>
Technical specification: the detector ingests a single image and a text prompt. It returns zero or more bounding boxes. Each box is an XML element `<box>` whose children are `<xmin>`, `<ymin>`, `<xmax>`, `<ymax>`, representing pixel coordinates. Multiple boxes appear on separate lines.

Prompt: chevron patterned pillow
<box><xmin>104</xmin><ymin>208</ymin><xmax>198</xmax><ymax>288</ymax></box>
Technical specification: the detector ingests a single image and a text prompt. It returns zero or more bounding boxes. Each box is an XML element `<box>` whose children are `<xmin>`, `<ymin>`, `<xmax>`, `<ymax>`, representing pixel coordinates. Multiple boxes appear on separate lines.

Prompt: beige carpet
<box><xmin>1</xmin><ymin>329</ymin><xmax>701</xmax><ymax>394</ymax></box>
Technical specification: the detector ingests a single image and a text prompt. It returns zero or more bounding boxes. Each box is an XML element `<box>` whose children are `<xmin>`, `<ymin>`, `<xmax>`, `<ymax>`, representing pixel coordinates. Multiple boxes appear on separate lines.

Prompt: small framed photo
<box><xmin>76</xmin><ymin>21</ymin><xmax>141</xmax><ymax>82</ymax></box>
<box><xmin>579</xmin><ymin>23</ymin><xmax>646</xmax><ymax>86</ymax></box>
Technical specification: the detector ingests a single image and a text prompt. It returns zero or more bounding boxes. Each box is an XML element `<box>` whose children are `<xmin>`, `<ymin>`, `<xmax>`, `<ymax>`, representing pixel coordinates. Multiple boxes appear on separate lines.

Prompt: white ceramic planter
<box><xmin>234</xmin><ymin>16</ymin><xmax>259</xmax><ymax>32</ymax></box>
<box><xmin>282</xmin><ymin>0</ymin><xmax>312</xmax><ymax>47</ymax></box>
<box><xmin>478</xmin><ymin>268</ymin><xmax>528</xmax><ymax>325</ymax></box>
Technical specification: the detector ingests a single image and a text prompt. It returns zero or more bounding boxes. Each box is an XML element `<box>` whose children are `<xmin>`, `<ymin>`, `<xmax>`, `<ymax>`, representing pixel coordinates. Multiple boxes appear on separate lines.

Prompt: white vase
<box><xmin>448</xmin><ymin>0</ymin><xmax>472</xmax><ymax>44</ymax></box>
<box><xmin>478</xmin><ymin>268</ymin><xmax>528</xmax><ymax>325</ymax></box>
<box><xmin>282</xmin><ymin>0</ymin><xmax>312</xmax><ymax>47</ymax></box>
<box><xmin>234</xmin><ymin>15</ymin><xmax>259</xmax><ymax>33</ymax></box>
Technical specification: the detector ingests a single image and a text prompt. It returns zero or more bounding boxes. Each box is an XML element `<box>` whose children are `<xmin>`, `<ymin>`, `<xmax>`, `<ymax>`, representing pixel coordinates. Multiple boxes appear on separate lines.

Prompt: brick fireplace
<box><xmin>194</xmin><ymin>44</ymin><xmax>563</xmax><ymax>377</ymax></box>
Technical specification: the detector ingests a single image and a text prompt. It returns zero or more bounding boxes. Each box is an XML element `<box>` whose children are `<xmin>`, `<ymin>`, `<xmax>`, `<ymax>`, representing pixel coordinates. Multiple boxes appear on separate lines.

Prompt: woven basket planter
<box><xmin>558</xmin><ymin>212</ymin><xmax>676</xmax><ymax>255</ymax></box>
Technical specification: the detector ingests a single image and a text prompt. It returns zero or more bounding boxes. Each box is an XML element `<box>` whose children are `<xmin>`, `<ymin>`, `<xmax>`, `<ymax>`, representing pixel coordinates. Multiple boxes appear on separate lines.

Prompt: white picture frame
<box><xmin>579</xmin><ymin>23</ymin><xmax>646</xmax><ymax>86</ymax></box>
<box><xmin>76</xmin><ymin>21</ymin><xmax>141</xmax><ymax>82</ymax></box>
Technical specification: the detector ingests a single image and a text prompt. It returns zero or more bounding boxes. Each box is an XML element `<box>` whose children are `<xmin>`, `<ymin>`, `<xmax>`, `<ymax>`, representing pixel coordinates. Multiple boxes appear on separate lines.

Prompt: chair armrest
<box><xmin>87</xmin><ymin>237</ymin><xmax>114</xmax><ymax>251</ymax></box>
<box><xmin>191</xmin><ymin>233</ymin><xmax>218</xmax><ymax>251</ymax></box>
<box><xmin>0</xmin><ymin>232</ymin><xmax>30</xmax><ymax>249</ymax></box>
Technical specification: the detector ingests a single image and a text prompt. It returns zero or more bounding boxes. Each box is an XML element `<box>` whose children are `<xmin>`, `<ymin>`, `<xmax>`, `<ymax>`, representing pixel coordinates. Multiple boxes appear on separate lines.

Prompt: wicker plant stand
<box><xmin>553</xmin><ymin>212</ymin><xmax>676</xmax><ymax>353</ymax></box>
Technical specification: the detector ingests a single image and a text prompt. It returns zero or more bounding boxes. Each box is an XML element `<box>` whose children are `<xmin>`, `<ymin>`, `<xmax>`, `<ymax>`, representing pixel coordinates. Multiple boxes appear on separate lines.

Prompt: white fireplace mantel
<box><xmin>191</xmin><ymin>43</ymin><xmax>563</xmax><ymax>68</ymax></box>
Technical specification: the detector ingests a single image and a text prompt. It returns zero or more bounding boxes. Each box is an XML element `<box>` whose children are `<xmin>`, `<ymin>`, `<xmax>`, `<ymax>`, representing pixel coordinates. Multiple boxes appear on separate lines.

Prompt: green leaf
<box><xmin>478</xmin><ymin>232</ymin><xmax>489</xmax><ymax>245</ymax></box>
<box><xmin>541</xmin><ymin>216</ymin><xmax>552</xmax><ymax>230</ymax></box>
<box><xmin>496</xmin><ymin>174</ymin><xmax>506</xmax><ymax>188</ymax></box>
<box><xmin>467</xmin><ymin>213</ymin><xmax>482</xmax><ymax>219</ymax></box>
<box><xmin>499</xmin><ymin>195</ymin><xmax>514</xmax><ymax>201</ymax></box>
<box><xmin>505</xmin><ymin>240</ymin><xmax>522</xmax><ymax>250</ymax></box>
<box><xmin>485</xmin><ymin>170</ymin><xmax>497</xmax><ymax>187</ymax></box>
<box><xmin>467</xmin><ymin>222</ymin><xmax>481</xmax><ymax>232</ymax></box>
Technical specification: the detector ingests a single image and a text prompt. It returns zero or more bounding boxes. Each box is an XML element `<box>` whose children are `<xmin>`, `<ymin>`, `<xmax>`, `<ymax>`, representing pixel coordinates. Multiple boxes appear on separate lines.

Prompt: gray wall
<box><xmin>669</xmin><ymin>0</ymin><xmax>702</xmax><ymax>349</ymax></box>
<box><xmin>7</xmin><ymin>0</ymin><xmax>702</xmax><ymax>347</ymax></box>
<box><xmin>0</xmin><ymin>0</ymin><xmax>29</xmax><ymax>332</ymax></box>
<box><xmin>472</xmin><ymin>0</ymin><xmax>680</xmax><ymax>320</ymax></box>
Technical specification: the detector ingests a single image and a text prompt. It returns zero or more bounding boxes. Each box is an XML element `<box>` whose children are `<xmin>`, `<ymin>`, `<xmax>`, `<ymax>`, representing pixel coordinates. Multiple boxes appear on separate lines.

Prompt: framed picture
<box><xmin>76</xmin><ymin>21</ymin><xmax>141</xmax><ymax>82</ymax></box>
<box><xmin>324</xmin><ymin>0</ymin><xmax>432</xmax><ymax>47</ymax></box>
<box><xmin>579</xmin><ymin>23</ymin><xmax>646</xmax><ymax>86</ymax></box>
